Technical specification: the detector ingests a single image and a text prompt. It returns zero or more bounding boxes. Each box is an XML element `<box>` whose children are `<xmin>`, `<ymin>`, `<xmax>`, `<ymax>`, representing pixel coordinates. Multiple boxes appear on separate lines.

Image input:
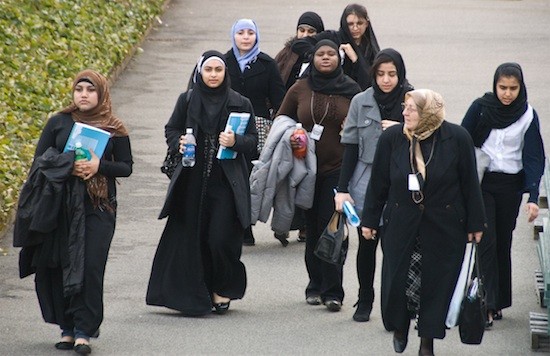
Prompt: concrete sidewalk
<box><xmin>1</xmin><ymin>0</ymin><xmax>549</xmax><ymax>354</ymax></box>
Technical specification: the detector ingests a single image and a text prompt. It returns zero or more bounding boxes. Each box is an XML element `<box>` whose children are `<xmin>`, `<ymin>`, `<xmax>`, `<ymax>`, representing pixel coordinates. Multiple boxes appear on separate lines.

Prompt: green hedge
<box><xmin>0</xmin><ymin>0</ymin><xmax>166</xmax><ymax>234</ymax></box>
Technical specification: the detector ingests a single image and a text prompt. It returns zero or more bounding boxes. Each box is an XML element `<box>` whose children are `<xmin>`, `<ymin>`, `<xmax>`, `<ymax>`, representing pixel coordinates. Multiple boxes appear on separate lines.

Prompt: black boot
<box><xmin>419</xmin><ymin>337</ymin><xmax>434</xmax><ymax>356</ymax></box>
<box><xmin>352</xmin><ymin>301</ymin><xmax>372</xmax><ymax>322</ymax></box>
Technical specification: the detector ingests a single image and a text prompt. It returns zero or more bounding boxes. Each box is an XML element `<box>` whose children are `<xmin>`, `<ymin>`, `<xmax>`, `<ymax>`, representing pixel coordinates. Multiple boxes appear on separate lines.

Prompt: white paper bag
<box><xmin>445</xmin><ymin>243</ymin><xmax>476</xmax><ymax>328</ymax></box>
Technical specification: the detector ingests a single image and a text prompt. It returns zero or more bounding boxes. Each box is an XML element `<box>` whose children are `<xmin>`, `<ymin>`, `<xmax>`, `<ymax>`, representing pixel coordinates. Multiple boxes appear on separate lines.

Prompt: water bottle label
<box><xmin>183</xmin><ymin>144</ymin><xmax>195</xmax><ymax>158</ymax></box>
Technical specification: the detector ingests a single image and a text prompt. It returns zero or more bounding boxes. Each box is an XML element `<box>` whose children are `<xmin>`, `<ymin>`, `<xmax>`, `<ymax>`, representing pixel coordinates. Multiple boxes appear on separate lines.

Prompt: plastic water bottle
<box><xmin>74</xmin><ymin>142</ymin><xmax>88</xmax><ymax>161</ymax></box>
<box><xmin>292</xmin><ymin>123</ymin><xmax>307</xmax><ymax>159</ymax></box>
<box><xmin>182</xmin><ymin>128</ymin><xmax>196</xmax><ymax>167</ymax></box>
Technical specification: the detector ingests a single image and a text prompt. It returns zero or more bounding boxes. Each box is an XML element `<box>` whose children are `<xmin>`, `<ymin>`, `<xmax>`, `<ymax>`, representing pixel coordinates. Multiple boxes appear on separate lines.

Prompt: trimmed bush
<box><xmin>0</xmin><ymin>0</ymin><xmax>166</xmax><ymax>234</ymax></box>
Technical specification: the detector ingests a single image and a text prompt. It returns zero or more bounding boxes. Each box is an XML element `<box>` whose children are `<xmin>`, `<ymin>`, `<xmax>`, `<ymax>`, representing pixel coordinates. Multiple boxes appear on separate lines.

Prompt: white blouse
<box><xmin>481</xmin><ymin>105</ymin><xmax>533</xmax><ymax>174</ymax></box>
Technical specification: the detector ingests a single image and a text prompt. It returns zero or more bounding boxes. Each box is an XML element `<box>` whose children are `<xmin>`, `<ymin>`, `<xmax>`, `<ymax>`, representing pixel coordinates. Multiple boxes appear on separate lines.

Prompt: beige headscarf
<box><xmin>402</xmin><ymin>89</ymin><xmax>445</xmax><ymax>181</ymax></box>
<box><xmin>60</xmin><ymin>69</ymin><xmax>128</xmax><ymax>210</ymax></box>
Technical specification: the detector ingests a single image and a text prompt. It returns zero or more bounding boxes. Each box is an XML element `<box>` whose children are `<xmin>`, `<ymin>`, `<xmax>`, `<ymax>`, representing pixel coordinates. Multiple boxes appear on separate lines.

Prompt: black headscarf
<box><xmin>471</xmin><ymin>62</ymin><xmax>528</xmax><ymax>146</ymax></box>
<box><xmin>338</xmin><ymin>4</ymin><xmax>380</xmax><ymax>68</ymax></box>
<box><xmin>188</xmin><ymin>50</ymin><xmax>231</xmax><ymax>135</ymax></box>
<box><xmin>372</xmin><ymin>48</ymin><xmax>413</xmax><ymax>122</ymax></box>
<box><xmin>297</xmin><ymin>11</ymin><xmax>324</xmax><ymax>32</ymax></box>
<box><xmin>307</xmin><ymin>39</ymin><xmax>361</xmax><ymax>99</ymax></box>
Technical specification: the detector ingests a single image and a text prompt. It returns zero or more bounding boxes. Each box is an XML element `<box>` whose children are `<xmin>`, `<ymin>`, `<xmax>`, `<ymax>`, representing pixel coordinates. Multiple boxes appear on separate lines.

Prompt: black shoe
<box><xmin>324</xmin><ymin>299</ymin><xmax>342</xmax><ymax>312</ymax></box>
<box><xmin>74</xmin><ymin>344</ymin><xmax>92</xmax><ymax>355</ymax></box>
<box><xmin>213</xmin><ymin>301</ymin><xmax>230</xmax><ymax>315</ymax></box>
<box><xmin>297</xmin><ymin>230</ymin><xmax>307</xmax><ymax>242</ymax></box>
<box><xmin>352</xmin><ymin>302</ymin><xmax>372</xmax><ymax>322</ymax></box>
<box><xmin>393</xmin><ymin>330</ymin><xmax>408</xmax><ymax>353</ymax></box>
<box><xmin>274</xmin><ymin>232</ymin><xmax>289</xmax><ymax>247</ymax></box>
<box><xmin>54</xmin><ymin>341</ymin><xmax>74</xmax><ymax>350</ymax></box>
<box><xmin>493</xmin><ymin>310</ymin><xmax>503</xmax><ymax>320</ymax></box>
<box><xmin>306</xmin><ymin>296</ymin><xmax>322</xmax><ymax>305</ymax></box>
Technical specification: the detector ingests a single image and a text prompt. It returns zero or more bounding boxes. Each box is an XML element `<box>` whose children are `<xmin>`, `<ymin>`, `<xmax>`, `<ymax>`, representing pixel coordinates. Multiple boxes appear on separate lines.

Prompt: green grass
<box><xmin>0</xmin><ymin>0</ymin><xmax>166</xmax><ymax>234</ymax></box>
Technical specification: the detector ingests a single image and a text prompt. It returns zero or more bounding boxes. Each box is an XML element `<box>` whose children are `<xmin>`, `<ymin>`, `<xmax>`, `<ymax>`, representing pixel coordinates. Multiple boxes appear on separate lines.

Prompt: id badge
<box><xmin>408</xmin><ymin>173</ymin><xmax>420</xmax><ymax>191</ymax></box>
<box><xmin>311</xmin><ymin>124</ymin><xmax>324</xmax><ymax>141</ymax></box>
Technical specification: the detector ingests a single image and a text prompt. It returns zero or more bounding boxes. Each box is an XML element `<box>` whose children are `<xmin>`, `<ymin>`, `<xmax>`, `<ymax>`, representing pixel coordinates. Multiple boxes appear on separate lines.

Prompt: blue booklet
<box><xmin>63</xmin><ymin>122</ymin><xmax>111</xmax><ymax>159</ymax></box>
<box><xmin>216</xmin><ymin>112</ymin><xmax>251</xmax><ymax>160</ymax></box>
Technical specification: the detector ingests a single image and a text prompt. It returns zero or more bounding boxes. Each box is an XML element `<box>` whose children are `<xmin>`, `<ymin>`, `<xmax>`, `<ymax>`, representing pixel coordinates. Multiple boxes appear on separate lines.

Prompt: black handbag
<box><xmin>160</xmin><ymin>149</ymin><xmax>181</xmax><ymax>179</ymax></box>
<box><xmin>314</xmin><ymin>212</ymin><xmax>348</xmax><ymax>265</ymax></box>
<box><xmin>458</xmin><ymin>243</ymin><xmax>486</xmax><ymax>345</ymax></box>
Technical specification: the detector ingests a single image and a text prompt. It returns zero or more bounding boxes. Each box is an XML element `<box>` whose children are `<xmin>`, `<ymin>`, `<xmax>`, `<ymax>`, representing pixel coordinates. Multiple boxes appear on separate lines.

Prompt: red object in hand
<box><xmin>292</xmin><ymin>123</ymin><xmax>307</xmax><ymax>159</ymax></box>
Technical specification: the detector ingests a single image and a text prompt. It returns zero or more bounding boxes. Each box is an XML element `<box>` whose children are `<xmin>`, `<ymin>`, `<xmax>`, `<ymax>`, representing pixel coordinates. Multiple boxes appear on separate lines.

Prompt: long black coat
<box><xmin>362</xmin><ymin>121</ymin><xmax>486</xmax><ymax>339</ymax></box>
<box><xmin>224</xmin><ymin>50</ymin><xmax>286</xmax><ymax>119</ymax></box>
<box><xmin>147</xmin><ymin>89</ymin><xmax>257</xmax><ymax>316</ymax></box>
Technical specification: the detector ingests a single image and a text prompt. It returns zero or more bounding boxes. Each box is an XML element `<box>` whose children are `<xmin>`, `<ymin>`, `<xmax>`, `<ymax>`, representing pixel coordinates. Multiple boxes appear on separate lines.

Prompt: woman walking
<box><xmin>278</xmin><ymin>39</ymin><xmax>361</xmax><ymax>311</ymax></box>
<box><xmin>146</xmin><ymin>51</ymin><xmax>257</xmax><ymax>316</ymax></box>
<box><xmin>461</xmin><ymin>62</ymin><xmax>545</xmax><ymax>326</ymax></box>
<box><xmin>14</xmin><ymin>69</ymin><xmax>133</xmax><ymax>354</ymax></box>
<box><xmin>335</xmin><ymin>48</ymin><xmax>413</xmax><ymax>322</ymax></box>
<box><xmin>361</xmin><ymin>89</ymin><xmax>485</xmax><ymax>355</ymax></box>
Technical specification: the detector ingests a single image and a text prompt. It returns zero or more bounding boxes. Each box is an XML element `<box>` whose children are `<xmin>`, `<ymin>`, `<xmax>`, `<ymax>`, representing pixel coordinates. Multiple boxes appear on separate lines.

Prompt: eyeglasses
<box><xmin>401</xmin><ymin>102</ymin><xmax>418</xmax><ymax>113</ymax></box>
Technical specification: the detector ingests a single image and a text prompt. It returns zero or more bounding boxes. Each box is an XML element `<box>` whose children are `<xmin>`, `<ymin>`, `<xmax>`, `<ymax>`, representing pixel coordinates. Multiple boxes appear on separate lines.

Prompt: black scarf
<box><xmin>471</xmin><ymin>62</ymin><xmax>528</xmax><ymax>147</ymax></box>
<box><xmin>338</xmin><ymin>8</ymin><xmax>380</xmax><ymax>67</ymax></box>
<box><xmin>307</xmin><ymin>39</ymin><xmax>361</xmax><ymax>99</ymax></box>
<box><xmin>372</xmin><ymin>48</ymin><xmax>413</xmax><ymax>122</ymax></box>
<box><xmin>188</xmin><ymin>50</ymin><xmax>231</xmax><ymax>135</ymax></box>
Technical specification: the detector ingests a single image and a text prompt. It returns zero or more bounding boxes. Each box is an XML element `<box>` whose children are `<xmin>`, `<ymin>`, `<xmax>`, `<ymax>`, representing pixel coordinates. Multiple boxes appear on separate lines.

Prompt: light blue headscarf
<box><xmin>231</xmin><ymin>18</ymin><xmax>260</xmax><ymax>72</ymax></box>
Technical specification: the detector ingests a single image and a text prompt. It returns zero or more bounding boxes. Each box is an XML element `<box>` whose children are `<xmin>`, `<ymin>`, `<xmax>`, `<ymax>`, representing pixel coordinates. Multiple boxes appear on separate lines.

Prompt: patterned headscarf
<box><xmin>403</xmin><ymin>89</ymin><xmax>445</xmax><ymax>182</ymax></box>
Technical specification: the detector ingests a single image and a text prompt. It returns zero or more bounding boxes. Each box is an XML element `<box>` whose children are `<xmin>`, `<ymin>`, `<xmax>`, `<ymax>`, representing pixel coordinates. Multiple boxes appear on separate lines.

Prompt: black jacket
<box><xmin>159</xmin><ymin>89</ymin><xmax>258</xmax><ymax>228</ymax></box>
<box><xmin>224</xmin><ymin>50</ymin><xmax>286</xmax><ymax>119</ymax></box>
<box><xmin>13</xmin><ymin>147</ymin><xmax>86</xmax><ymax>296</ymax></box>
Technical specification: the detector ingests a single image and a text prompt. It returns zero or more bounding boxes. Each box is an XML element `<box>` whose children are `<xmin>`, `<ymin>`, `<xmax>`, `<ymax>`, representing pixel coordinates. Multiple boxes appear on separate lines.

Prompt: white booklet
<box><xmin>63</xmin><ymin>122</ymin><xmax>111</xmax><ymax>159</ymax></box>
<box><xmin>216</xmin><ymin>112</ymin><xmax>250</xmax><ymax>160</ymax></box>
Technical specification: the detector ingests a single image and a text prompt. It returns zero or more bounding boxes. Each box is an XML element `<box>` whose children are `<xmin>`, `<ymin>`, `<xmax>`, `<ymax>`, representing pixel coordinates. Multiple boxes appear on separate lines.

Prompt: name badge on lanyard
<box><xmin>311</xmin><ymin>124</ymin><xmax>324</xmax><ymax>141</ymax></box>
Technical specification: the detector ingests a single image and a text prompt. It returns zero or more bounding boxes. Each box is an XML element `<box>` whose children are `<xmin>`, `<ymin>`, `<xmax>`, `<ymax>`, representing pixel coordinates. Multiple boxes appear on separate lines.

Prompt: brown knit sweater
<box><xmin>277</xmin><ymin>79</ymin><xmax>351</xmax><ymax>174</ymax></box>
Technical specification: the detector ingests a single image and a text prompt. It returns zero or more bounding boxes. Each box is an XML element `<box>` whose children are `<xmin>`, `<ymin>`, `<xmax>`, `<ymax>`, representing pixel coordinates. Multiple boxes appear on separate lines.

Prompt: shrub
<box><xmin>0</xmin><ymin>0</ymin><xmax>166</xmax><ymax>234</ymax></box>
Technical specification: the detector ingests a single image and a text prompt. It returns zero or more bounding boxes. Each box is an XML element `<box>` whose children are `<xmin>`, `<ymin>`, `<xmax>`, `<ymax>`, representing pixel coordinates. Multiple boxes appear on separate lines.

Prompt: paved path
<box><xmin>1</xmin><ymin>0</ymin><xmax>550</xmax><ymax>354</ymax></box>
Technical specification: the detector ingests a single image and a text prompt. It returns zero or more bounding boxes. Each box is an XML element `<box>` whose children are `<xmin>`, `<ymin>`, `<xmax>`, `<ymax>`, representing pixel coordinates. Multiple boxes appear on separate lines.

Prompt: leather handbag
<box><xmin>160</xmin><ymin>149</ymin><xmax>181</xmax><ymax>179</ymax></box>
<box><xmin>314</xmin><ymin>212</ymin><xmax>348</xmax><ymax>265</ymax></box>
<box><xmin>458</xmin><ymin>242</ymin><xmax>487</xmax><ymax>344</ymax></box>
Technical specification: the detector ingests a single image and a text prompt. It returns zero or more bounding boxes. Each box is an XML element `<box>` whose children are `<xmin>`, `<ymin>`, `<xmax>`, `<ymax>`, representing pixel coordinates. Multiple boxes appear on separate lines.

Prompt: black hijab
<box><xmin>307</xmin><ymin>39</ymin><xmax>361</xmax><ymax>99</ymax></box>
<box><xmin>338</xmin><ymin>4</ymin><xmax>380</xmax><ymax>67</ymax></box>
<box><xmin>188</xmin><ymin>50</ymin><xmax>231</xmax><ymax>135</ymax></box>
<box><xmin>297</xmin><ymin>11</ymin><xmax>324</xmax><ymax>32</ymax></box>
<box><xmin>471</xmin><ymin>62</ymin><xmax>528</xmax><ymax>146</ymax></box>
<box><xmin>372</xmin><ymin>48</ymin><xmax>413</xmax><ymax>122</ymax></box>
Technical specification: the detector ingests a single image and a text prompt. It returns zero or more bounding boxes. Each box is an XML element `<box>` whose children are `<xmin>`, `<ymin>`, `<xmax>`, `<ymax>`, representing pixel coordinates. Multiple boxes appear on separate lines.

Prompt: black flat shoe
<box><xmin>213</xmin><ymin>301</ymin><xmax>230</xmax><ymax>314</ymax></box>
<box><xmin>54</xmin><ymin>341</ymin><xmax>74</xmax><ymax>350</ymax></box>
<box><xmin>306</xmin><ymin>296</ymin><xmax>322</xmax><ymax>305</ymax></box>
<box><xmin>393</xmin><ymin>330</ymin><xmax>408</xmax><ymax>353</ymax></box>
<box><xmin>493</xmin><ymin>310</ymin><xmax>503</xmax><ymax>320</ymax></box>
<box><xmin>74</xmin><ymin>343</ymin><xmax>92</xmax><ymax>354</ymax></box>
<box><xmin>324</xmin><ymin>299</ymin><xmax>342</xmax><ymax>312</ymax></box>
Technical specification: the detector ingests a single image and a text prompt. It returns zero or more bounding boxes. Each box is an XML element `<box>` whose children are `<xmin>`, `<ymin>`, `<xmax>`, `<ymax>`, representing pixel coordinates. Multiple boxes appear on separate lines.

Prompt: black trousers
<box><xmin>304</xmin><ymin>170</ymin><xmax>347</xmax><ymax>302</ymax></box>
<box><xmin>479</xmin><ymin>171</ymin><xmax>523</xmax><ymax>311</ymax></box>
<box><xmin>356</xmin><ymin>227</ymin><xmax>379</xmax><ymax>306</ymax></box>
<box><xmin>35</xmin><ymin>206</ymin><xmax>115</xmax><ymax>337</ymax></box>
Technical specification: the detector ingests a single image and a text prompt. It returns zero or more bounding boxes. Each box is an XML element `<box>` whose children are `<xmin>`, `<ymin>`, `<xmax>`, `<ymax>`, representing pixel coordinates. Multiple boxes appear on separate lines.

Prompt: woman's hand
<box><xmin>334</xmin><ymin>192</ymin><xmax>354</xmax><ymax>213</ymax></box>
<box><xmin>381</xmin><ymin>120</ymin><xmax>399</xmax><ymax>131</ymax></box>
<box><xmin>339</xmin><ymin>43</ymin><xmax>358</xmax><ymax>63</ymax></box>
<box><xmin>290</xmin><ymin>134</ymin><xmax>300</xmax><ymax>149</ymax></box>
<box><xmin>179</xmin><ymin>134</ymin><xmax>187</xmax><ymax>153</ymax></box>
<box><xmin>526</xmin><ymin>202</ymin><xmax>539</xmax><ymax>223</ymax></box>
<box><xmin>72</xmin><ymin>149</ymin><xmax>100</xmax><ymax>180</ymax></box>
<box><xmin>219</xmin><ymin>129</ymin><xmax>236</xmax><ymax>147</ymax></box>
<box><xmin>361</xmin><ymin>227</ymin><xmax>377</xmax><ymax>240</ymax></box>
<box><xmin>468</xmin><ymin>231</ymin><xmax>483</xmax><ymax>243</ymax></box>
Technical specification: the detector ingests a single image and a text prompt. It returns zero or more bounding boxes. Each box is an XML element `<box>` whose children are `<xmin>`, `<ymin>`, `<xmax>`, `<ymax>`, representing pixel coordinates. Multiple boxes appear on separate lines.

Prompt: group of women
<box><xmin>15</xmin><ymin>2</ymin><xmax>544</xmax><ymax>356</ymax></box>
